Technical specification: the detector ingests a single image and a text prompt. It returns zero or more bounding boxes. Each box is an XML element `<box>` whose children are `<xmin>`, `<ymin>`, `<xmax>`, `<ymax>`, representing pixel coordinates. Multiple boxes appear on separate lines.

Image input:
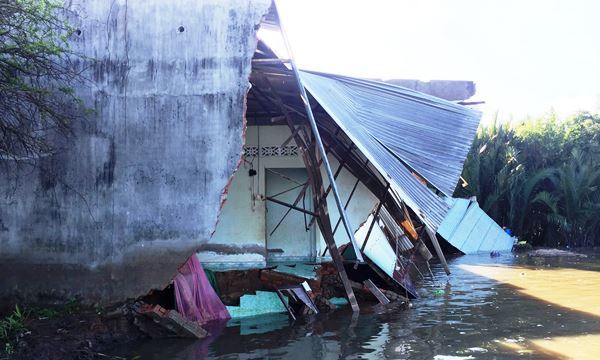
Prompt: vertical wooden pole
<box><xmin>425</xmin><ymin>226</ymin><xmax>450</xmax><ymax>275</ymax></box>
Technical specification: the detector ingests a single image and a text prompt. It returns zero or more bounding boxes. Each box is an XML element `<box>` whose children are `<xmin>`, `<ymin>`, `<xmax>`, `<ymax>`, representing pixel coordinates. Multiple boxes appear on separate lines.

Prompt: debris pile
<box><xmin>130</xmin><ymin>254</ymin><xmax>415</xmax><ymax>338</ymax></box>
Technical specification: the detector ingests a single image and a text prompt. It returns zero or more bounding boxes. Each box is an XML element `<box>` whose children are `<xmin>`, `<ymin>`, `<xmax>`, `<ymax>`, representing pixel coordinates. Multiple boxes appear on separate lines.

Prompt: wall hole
<box><xmin>178</xmin><ymin>26</ymin><xmax>185</xmax><ymax>33</ymax></box>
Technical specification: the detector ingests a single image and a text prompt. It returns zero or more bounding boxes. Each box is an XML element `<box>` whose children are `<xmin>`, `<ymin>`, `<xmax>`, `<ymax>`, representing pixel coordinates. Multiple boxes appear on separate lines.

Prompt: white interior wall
<box><xmin>318</xmin><ymin>156</ymin><xmax>379</xmax><ymax>258</ymax></box>
<box><xmin>201</xmin><ymin>125</ymin><xmax>379</xmax><ymax>268</ymax></box>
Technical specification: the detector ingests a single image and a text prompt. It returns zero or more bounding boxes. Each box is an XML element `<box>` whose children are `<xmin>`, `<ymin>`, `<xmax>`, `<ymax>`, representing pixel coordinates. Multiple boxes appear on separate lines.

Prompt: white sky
<box><xmin>262</xmin><ymin>0</ymin><xmax>600</xmax><ymax>123</ymax></box>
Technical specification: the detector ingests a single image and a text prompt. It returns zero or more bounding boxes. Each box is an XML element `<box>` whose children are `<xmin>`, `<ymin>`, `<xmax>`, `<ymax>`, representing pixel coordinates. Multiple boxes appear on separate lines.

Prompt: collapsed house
<box><xmin>0</xmin><ymin>0</ymin><xmax>514</xmax><ymax>332</ymax></box>
<box><xmin>162</xmin><ymin>6</ymin><xmax>512</xmax><ymax>325</ymax></box>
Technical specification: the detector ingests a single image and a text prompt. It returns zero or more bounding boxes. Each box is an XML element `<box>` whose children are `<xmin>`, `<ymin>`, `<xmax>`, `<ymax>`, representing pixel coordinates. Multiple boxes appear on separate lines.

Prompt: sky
<box><xmin>261</xmin><ymin>0</ymin><xmax>600</xmax><ymax>123</ymax></box>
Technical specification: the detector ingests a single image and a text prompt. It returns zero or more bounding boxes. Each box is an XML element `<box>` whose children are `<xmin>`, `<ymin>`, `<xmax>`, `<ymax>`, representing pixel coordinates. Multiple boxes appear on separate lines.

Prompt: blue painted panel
<box><xmin>437</xmin><ymin>198</ymin><xmax>470</xmax><ymax>239</ymax></box>
<box><xmin>490</xmin><ymin>227</ymin><xmax>515</xmax><ymax>252</ymax></box>
<box><xmin>355</xmin><ymin>215</ymin><xmax>396</xmax><ymax>277</ymax></box>
<box><xmin>438</xmin><ymin>198</ymin><xmax>515</xmax><ymax>254</ymax></box>
<box><xmin>459</xmin><ymin>208</ymin><xmax>488</xmax><ymax>253</ymax></box>
<box><xmin>477</xmin><ymin>216</ymin><xmax>499</xmax><ymax>251</ymax></box>
<box><xmin>450</xmin><ymin>203</ymin><xmax>483</xmax><ymax>250</ymax></box>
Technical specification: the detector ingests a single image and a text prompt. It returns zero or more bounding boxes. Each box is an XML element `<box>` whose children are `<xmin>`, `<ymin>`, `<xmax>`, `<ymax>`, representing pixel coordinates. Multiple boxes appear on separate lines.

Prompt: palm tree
<box><xmin>533</xmin><ymin>149</ymin><xmax>600</xmax><ymax>247</ymax></box>
<box><xmin>457</xmin><ymin>113</ymin><xmax>600</xmax><ymax>247</ymax></box>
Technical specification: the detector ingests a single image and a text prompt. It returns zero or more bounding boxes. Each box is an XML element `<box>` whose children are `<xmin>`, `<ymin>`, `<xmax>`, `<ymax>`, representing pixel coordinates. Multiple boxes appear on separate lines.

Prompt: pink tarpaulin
<box><xmin>174</xmin><ymin>255</ymin><xmax>230</xmax><ymax>323</ymax></box>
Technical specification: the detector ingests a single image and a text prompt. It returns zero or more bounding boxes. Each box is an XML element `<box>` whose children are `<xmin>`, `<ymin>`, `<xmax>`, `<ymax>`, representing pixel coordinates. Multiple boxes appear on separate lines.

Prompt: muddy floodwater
<box><xmin>111</xmin><ymin>252</ymin><xmax>600</xmax><ymax>359</ymax></box>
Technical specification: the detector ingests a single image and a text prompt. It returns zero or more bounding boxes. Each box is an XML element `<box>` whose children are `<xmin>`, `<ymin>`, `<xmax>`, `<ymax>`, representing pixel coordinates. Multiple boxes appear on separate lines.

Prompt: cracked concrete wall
<box><xmin>0</xmin><ymin>0</ymin><xmax>271</xmax><ymax>304</ymax></box>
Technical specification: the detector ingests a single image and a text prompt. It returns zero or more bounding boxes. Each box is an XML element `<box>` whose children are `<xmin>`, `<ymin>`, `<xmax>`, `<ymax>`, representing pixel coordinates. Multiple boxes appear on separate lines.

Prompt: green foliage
<box><xmin>456</xmin><ymin>112</ymin><xmax>600</xmax><ymax>247</ymax></box>
<box><xmin>29</xmin><ymin>298</ymin><xmax>82</xmax><ymax>319</ymax></box>
<box><xmin>0</xmin><ymin>0</ymin><xmax>82</xmax><ymax>161</ymax></box>
<box><xmin>0</xmin><ymin>305</ymin><xmax>28</xmax><ymax>354</ymax></box>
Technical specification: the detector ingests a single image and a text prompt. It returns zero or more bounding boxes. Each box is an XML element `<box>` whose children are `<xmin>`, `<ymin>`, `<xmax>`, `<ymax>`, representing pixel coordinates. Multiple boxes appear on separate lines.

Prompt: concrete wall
<box><xmin>0</xmin><ymin>0</ymin><xmax>271</xmax><ymax>304</ymax></box>
<box><xmin>203</xmin><ymin>125</ymin><xmax>379</xmax><ymax>267</ymax></box>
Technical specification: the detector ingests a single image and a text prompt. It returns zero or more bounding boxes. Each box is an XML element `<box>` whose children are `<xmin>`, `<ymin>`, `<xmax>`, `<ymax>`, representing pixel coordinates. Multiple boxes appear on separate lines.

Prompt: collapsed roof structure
<box><xmin>210</xmin><ymin>2</ymin><xmax>497</xmax><ymax>311</ymax></box>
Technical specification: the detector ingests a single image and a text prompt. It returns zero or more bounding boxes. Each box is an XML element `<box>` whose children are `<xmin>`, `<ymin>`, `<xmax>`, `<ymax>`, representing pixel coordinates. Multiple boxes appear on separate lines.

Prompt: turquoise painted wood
<box><xmin>354</xmin><ymin>214</ymin><xmax>397</xmax><ymax>277</ymax></box>
<box><xmin>226</xmin><ymin>291</ymin><xmax>288</xmax><ymax>319</ymax></box>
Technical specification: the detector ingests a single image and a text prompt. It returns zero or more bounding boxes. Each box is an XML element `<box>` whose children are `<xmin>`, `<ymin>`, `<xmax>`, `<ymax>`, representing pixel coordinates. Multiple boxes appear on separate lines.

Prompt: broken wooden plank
<box><xmin>275</xmin><ymin>290</ymin><xmax>297</xmax><ymax>321</ymax></box>
<box><xmin>425</xmin><ymin>226</ymin><xmax>450</xmax><ymax>275</ymax></box>
<box><xmin>265</xmin><ymin>196</ymin><xmax>317</xmax><ymax>217</ymax></box>
<box><xmin>276</xmin><ymin>285</ymin><xmax>318</xmax><ymax>317</ymax></box>
<box><xmin>363</xmin><ymin>279</ymin><xmax>390</xmax><ymax>305</ymax></box>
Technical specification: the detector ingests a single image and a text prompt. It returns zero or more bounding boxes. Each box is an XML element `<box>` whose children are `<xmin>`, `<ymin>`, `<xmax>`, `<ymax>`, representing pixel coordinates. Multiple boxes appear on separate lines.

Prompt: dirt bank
<box><xmin>1</xmin><ymin>303</ymin><xmax>144</xmax><ymax>360</ymax></box>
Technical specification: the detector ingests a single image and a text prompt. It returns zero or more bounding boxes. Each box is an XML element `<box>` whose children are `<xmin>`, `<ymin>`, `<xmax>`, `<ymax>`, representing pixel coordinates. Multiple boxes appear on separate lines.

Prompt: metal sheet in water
<box><xmin>437</xmin><ymin>198</ymin><xmax>515</xmax><ymax>254</ymax></box>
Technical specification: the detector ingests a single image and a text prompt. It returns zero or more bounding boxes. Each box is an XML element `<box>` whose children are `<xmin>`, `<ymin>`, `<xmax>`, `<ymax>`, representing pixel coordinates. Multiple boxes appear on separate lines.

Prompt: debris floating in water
<box><xmin>433</xmin><ymin>289</ymin><xmax>445</xmax><ymax>297</ymax></box>
<box><xmin>528</xmin><ymin>249</ymin><xmax>588</xmax><ymax>258</ymax></box>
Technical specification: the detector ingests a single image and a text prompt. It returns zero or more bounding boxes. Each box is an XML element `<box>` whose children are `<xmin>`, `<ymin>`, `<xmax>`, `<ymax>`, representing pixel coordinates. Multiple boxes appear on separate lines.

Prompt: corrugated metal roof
<box><xmin>379</xmin><ymin>207</ymin><xmax>414</xmax><ymax>252</ymax></box>
<box><xmin>300</xmin><ymin>71</ymin><xmax>481</xmax><ymax>230</ymax></box>
<box><xmin>437</xmin><ymin>198</ymin><xmax>515</xmax><ymax>254</ymax></box>
<box><xmin>300</xmin><ymin>71</ymin><xmax>481</xmax><ymax>197</ymax></box>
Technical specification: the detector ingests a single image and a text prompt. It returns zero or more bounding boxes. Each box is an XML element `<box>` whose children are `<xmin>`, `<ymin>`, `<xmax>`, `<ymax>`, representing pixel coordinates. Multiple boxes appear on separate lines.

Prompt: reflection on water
<box><xmin>460</xmin><ymin>262</ymin><xmax>600</xmax><ymax>359</ymax></box>
<box><xmin>459</xmin><ymin>264</ymin><xmax>600</xmax><ymax>317</ymax></box>
<box><xmin>113</xmin><ymin>252</ymin><xmax>600</xmax><ymax>359</ymax></box>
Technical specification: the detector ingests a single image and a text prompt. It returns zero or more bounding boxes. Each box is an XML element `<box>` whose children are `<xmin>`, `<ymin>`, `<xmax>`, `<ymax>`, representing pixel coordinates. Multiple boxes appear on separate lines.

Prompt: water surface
<box><xmin>114</xmin><ymin>252</ymin><xmax>600</xmax><ymax>359</ymax></box>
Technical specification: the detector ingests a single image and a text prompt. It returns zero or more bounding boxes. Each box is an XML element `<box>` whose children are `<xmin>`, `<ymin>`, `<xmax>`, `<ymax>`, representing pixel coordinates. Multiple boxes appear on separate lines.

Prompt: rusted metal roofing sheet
<box><xmin>300</xmin><ymin>71</ymin><xmax>481</xmax><ymax>197</ymax></box>
<box><xmin>300</xmin><ymin>71</ymin><xmax>481</xmax><ymax>230</ymax></box>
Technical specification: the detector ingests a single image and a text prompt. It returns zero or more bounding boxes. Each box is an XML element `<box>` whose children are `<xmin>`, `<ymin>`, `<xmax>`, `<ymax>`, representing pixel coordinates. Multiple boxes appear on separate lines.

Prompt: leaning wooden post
<box><xmin>301</xmin><ymin>131</ymin><xmax>360</xmax><ymax>312</ymax></box>
<box><xmin>274</xmin><ymin>3</ymin><xmax>364</xmax><ymax>263</ymax></box>
<box><xmin>425</xmin><ymin>226</ymin><xmax>450</xmax><ymax>275</ymax></box>
<box><xmin>256</xmin><ymin>75</ymin><xmax>360</xmax><ymax>312</ymax></box>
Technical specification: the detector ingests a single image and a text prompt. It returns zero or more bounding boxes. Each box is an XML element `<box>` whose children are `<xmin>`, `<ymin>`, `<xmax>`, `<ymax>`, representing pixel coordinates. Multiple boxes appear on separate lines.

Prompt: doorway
<box><xmin>265</xmin><ymin>168</ymin><xmax>315</xmax><ymax>262</ymax></box>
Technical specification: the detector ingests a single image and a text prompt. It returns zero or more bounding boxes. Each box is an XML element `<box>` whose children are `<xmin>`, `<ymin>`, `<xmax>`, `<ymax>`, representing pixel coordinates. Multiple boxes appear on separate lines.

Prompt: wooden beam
<box><xmin>425</xmin><ymin>226</ymin><xmax>450</xmax><ymax>275</ymax></box>
<box><xmin>307</xmin><ymin>142</ymin><xmax>350</xmax><ymax>228</ymax></box>
<box><xmin>300</xmin><ymin>132</ymin><xmax>360</xmax><ymax>312</ymax></box>
<box><xmin>268</xmin><ymin>183</ymin><xmax>310</xmax><ymax>237</ymax></box>
<box><xmin>257</xmin><ymin>74</ymin><xmax>360</xmax><ymax>312</ymax></box>
<box><xmin>363</xmin><ymin>279</ymin><xmax>390</xmax><ymax>305</ymax></box>
<box><xmin>361</xmin><ymin>201</ymin><xmax>384</xmax><ymax>252</ymax></box>
<box><xmin>265</xmin><ymin>196</ymin><xmax>317</xmax><ymax>217</ymax></box>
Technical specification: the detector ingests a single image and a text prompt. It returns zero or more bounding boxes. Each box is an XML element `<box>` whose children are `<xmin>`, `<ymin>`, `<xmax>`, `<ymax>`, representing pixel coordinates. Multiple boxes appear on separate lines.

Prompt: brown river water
<box><xmin>110</xmin><ymin>252</ymin><xmax>600</xmax><ymax>359</ymax></box>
